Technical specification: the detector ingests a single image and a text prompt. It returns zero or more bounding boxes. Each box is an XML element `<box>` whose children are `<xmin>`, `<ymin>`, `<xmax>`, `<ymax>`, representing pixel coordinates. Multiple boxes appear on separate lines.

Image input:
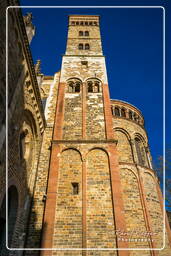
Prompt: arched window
<box><xmin>135</xmin><ymin>137</ymin><xmax>145</xmax><ymax>166</ymax></box>
<box><xmin>115</xmin><ymin>107</ymin><xmax>120</xmax><ymax>116</ymax></box>
<box><xmin>87</xmin><ymin>79</ymin><xmax>101</xmax><ymax>93</ymax></box>
<box><xmin>68</xmin><ymin>81</ymin><xmax>74</xmax><ymax>92</ymax></box>
<box><xmin>68</xmin><ymin>79</ymin><xmax>81</xmax><ymax>93</ymax></box>
<box><xmin>85</xmin><ymin>31</ymin><xmax>89</xmax><ymax>36</ymax></box>
<box><xmin>121</xmin><ymin>108</ymin><xmax>126</xmax><ymax>117</ymax></box>
<box><xmin>94</xmin><ymin>82</ymin><xmax>100</xmax><ymax>92</ymax></box>
<box><xmin>85</xmin><ymin>43</ymin><xmax>90</xmax><ymax>50</ymax></box>
<box><xmin>129</xmin><ymin>110</ymin><xmax>133</xmax><ymax>120</ymax></box>
<box><xmin>75</xmin><ymin>82</ymin><xmax>80</xmax><ymax>92</ymax></box>
<box><xmin>71</xmin><ymin>21</ymin><xmax>75</xmax><ymax>25</ymax></box>
<box><xmin>76</xmin><ymin>21</ymin><xmax>79</xmax><ymax>25</ymax></box>
<box><xmin>134</xmin><ymin>113</ymin><xmax>138</xmax><ymax>121</ymax></box>
<box><xmin>78</xmin><ymin>44</ymin><xmax>83</xmax><ymax>50</ymax></box>
<box><xmin>80</xmin><ymin>21</ymin><xmax>84</xmax><ymax>26</ymax></box>
<box><xmin>87</xmin><ymin>81</ymin><xmax>93</xmax><ymax>92</ymax></box>
<box><xmin>85</xmin><ymin>21</ymin><xmax>88</xmax><ymax>25</ymax></box>
<box><xmin>79</xmin><ymin>31</ymin><xmax>83</xmax><ymax>36</ymax></box>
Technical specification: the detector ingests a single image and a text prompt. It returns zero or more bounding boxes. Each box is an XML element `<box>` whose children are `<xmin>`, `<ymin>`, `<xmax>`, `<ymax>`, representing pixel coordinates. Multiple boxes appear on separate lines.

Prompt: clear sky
<box><xmin>19</xmin><ymin>0</ymin><xmax>171</xmax><ymax>165</ymax></box>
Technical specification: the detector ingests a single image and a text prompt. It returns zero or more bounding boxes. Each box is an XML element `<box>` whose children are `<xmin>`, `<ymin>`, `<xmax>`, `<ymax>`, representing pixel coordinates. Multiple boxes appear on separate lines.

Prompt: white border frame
<box><xmin>6</xmin><ymin>5</ymin><xmax>165</xmax><ymax>251</ymax></box>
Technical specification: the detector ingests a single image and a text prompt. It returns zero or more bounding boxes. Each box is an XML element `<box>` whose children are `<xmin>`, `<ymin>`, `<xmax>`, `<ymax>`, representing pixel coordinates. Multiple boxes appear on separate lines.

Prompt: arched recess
<box><xmin>19</xmin><ymin>109</ymin><xmax>39</xmax><ymax>189</ymax></box>
<box><xmin>134</xmin><ymin>133</ymin><xmax>148</xmax><ymax>167</ymax></box>
<box><xmin>143</xmin><ymin>172</ymin><xmax>170</xmax><ymax>250</ymax></box>
<box><xmin>119</xmin><ymin>168</ymin><xmax>150</xmax><ymax>252</ymax></box>
<box><xmin>0</xmin><ymin>186</ymin><xmax>19</xmax><ymax>254</ymax></box>
<box><xmin>86</xmin><ymin>148</ymin><xmax>116</xmax><ymax>250</ymax></box>
<box><xmin>63</xmin><ymin>78</ymin><xmax>83</xmax><ymax>139</ymax></box>
<box><xmin>67</xmin><ymin>77</ymin><xmax>82</xmax><ymax>93</ymax></box>
<box><xmin>86</xmin><ymin>77</ymin><xmax>102</xmax><ymax>93</ymax></box>
<box><xmin>86</xmin><ymin>78</ymin><xmax>105</xmax><ymax>140</ymax></box>
<box><xmin>114</xmin><ymin>129</ymin><xmax>133</xmax><ymax>163</ymax></box>
<box><xmin>54</xmin><ymin>149</ymin><xmax>82</xmax><ymax>248</ymax></box>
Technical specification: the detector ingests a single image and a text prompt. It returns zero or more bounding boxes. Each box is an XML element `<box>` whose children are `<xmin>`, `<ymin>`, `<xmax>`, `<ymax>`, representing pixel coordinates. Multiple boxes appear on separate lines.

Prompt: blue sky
<box><xmin>19</xmin><ymin>0</ymin><xmax>171</xmax><ymax>165</ymax></box>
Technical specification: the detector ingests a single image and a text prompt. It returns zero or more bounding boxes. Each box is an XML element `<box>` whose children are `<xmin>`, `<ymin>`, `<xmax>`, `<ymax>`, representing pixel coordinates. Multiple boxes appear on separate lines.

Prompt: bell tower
<box><xmin>40</xmin><ymin>15</ymin><xmax>128</xmax><ymax>256</ymax></box>
<box><xmin>39</xmin><ymin>14</ymin><xmax>171</xmax><ymax>256</ymax></box>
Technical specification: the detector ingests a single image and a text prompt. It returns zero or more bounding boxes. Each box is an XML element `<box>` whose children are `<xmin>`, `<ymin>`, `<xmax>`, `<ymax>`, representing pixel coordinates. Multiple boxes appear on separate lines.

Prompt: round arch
<box><xmin>61</xmin><ymin>147</ymin><xmax>83</xmax><ymax>162</ymax></box>
<box><xmin>85</xmin><ymin>147</ymin><xmax>109</xmax><ymax>160</ymax></box>
<box><xmin>114</xmin><ymin>127</ymin><xmax>131</xmax><ymax>141</ymax></box>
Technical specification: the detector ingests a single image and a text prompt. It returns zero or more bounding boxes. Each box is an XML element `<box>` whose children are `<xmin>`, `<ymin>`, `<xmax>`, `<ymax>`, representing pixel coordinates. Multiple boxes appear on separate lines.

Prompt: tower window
<box><xmin>78</xmin><ymin>44</ymin><xmax>83</xmax><ymax>50</ymax></box>
<box><xmin>87</xmin><ymin>79</ymin><xmax>101</xmax><ymax>93</ymax></box>
<box><xmin>79</xmin><ymin>31</ymin><xmax>83</xmax><ymax>36</ymax></box>
<box><xmin>88</xmin><ymin>81</ymin><xmax>93</xmax><ymax>92</ymax></box>
<box><xmin>129</xmin><ymin>110</ymin><xmax>133</xmax><ymax>120</ymax></box>
<box><xmin>135</xmin><ymin>137</ymin><xmax>145</xmax><ymax>166</ymax></box>
<box><xmin>121</xmin><ymin>108</ymin><xmax>126</xmax><ymax>117</ymax></box>
<box><xmin>75</xmin><ymin>82</ymin><xmax>80</xmax><ymax>92</ymax></box>
<box><xmin>68</xmin><ymin>79</ymin><xmax>81</xmax><ymax>93</ymax></box>
<box><xmin>72</xmin><ymin>183</ymin><xmax>79</xmax><ymax>195</ymax></box>
<box><xmin>85</xmin><ymin>43</ymin><xmax>90</xmax><ymax>50</ymax></box>
<box><xmin>115</xmin><ymin>107</ymin><xmax>120</xmax><ymax>116</ymax></box>
<box><xmin>85</xmin><ymin>31</ymin><xmax>89</xmax><ymax>36</ymax></box>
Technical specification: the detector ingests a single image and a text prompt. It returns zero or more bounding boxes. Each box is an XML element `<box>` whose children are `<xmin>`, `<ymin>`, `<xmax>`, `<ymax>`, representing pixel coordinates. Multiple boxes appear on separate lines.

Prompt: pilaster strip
<box><xmin>40</xmin><ymin>144</ymin><xmax>60</xmax><ymax>255</ymax></box>
<box><xmin>82</xmin><ymin>160</ymin><xmax>87</xmax><ymax>256</ymax></box>
<box><xmin>82</xmin><ymin>82</ymin><xmax>86</xmax><ymax>139</ymax></box>
<box><xmin>136</xmin><ymin>166</ymin><xmax>158</xmax><ymax>256</ymax></box>
<box><xmin>53</xmin><ymin>82</ymin><xmax>66</xmax><ymax>140</ymax></box>
<box><xmin>108</xmin><ymin>144</ymin><xmax>130</xmax><ymax>256</ymax></box>
<box><xmin>102</xmin><ymin>83</ymin><xmax>114</xmax><ymax>139</ymax></box>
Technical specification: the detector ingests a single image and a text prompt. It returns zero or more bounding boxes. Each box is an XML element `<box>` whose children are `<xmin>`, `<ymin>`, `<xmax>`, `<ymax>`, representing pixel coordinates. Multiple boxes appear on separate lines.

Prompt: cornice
<box><xmin>14</xmin><ymin>5</ymin><xmax>46</xmax><ymax>130</ymax></box>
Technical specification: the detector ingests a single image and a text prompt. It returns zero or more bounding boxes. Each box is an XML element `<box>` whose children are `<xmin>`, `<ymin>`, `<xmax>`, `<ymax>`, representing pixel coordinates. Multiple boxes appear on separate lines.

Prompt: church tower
<box><xmin>25</xmin><ymin>15</ymin><xmax>171</xmax><ymax>256</ymax></box>
<box><xmin>41</xmin><ymin>15</ymin><xmax>124</xmax><ymax>254</ymax></box>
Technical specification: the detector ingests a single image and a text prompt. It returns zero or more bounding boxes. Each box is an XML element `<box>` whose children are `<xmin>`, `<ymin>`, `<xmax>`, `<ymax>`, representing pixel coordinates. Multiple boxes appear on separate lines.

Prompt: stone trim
<box><xmin>52</xmin><ymin>139</ymin><xmax>117</xmax><ymax>144</ymax></box>
<box><xmin>14</xmin><ymin>6</ymin><xmax>46</xmax><ymax>129</ymax></box>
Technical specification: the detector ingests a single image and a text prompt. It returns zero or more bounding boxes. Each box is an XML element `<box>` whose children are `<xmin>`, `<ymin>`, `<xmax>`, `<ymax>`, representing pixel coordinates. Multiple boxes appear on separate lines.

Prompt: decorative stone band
<box><xmin>52</xmin><ymin>139</ymin><xmax>118</xmax><ymax>144</ymax></box>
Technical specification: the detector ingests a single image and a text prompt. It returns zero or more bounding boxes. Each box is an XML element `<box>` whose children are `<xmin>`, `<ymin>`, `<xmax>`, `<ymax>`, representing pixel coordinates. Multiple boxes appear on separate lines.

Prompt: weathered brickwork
<box><xmin>53</xmin><ymin>149</ymin><xmax>82</xmax><ymax>249</ymax></box>
<box><xmin>25</xmin><ymin>73</ymin><xmax>59</xmax><ymax>253</ymax></box>
<box><xmin>86</xmin><ymin>94</ymin><xmax>105</xmax><ymax>139</ymax></box>
<box><xmin>1</xmin><ymin>9</ymin><xmax>171</xmax><ymax>256</ymax></box>
<box><xmin>114</xmin><ymin>130</ymin><xmax>133</xmax><ymax>163</ymax></box>
<box><xmin>66</xmin><ymin>16</ymin><xmax>102</xmax><ymax>56</ymax></box>
<box><xmin>63</xmin><ymin>92</ymin><xmax>82</xmax><ymax>139</ymax></box>
<box><xmin>119</xmin><ymin>168</ymin><xmax>150</xmax><ymax>254</ymax></box>
<box><xmin>0</xmin><ymin>1</ymin><xmax>45</xmax><ymax>255</ymax></box>
<box><xmin>87</xmin><ymin>149</ymin><xmax>116</xmax><ymax>252</ymax></box>
<box><xmin>143</xmin><ymin>172</ymin><xmax>171</xmax><ymax>255</ymax></box>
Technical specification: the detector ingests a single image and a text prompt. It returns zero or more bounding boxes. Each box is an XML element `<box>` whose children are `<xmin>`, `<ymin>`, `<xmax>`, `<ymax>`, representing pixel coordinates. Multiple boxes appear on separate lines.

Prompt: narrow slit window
<box><xmin>72</xmin><ymin>183</ymin><xmax>79</xmax><ymax>195</ymax></box>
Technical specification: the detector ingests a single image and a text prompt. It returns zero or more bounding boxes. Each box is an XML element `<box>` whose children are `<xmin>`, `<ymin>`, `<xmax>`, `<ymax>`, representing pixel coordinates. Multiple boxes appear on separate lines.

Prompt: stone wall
<box><xmin>87</xmin><ymin>149</ymin><xmax>116</xmax><ymax>253</ymax></box>
<box><xmin>25</xmin><ymin>73</ymin><xmax>59</xmax><ymax>253</ymax></box>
